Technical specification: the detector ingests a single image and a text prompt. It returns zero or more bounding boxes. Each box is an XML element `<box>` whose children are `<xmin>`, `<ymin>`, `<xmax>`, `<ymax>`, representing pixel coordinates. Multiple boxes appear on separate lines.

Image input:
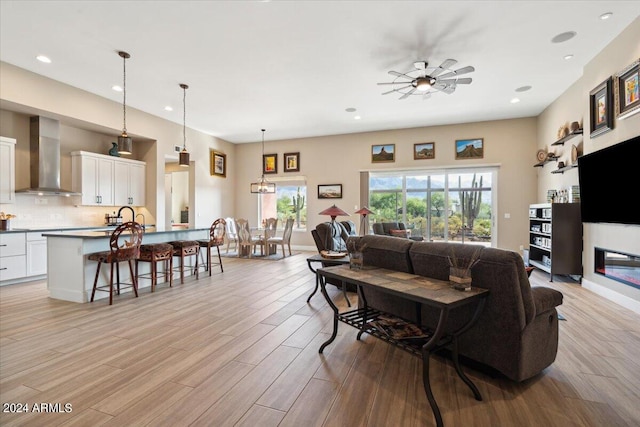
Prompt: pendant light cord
<box><xmin>122</xmin><ymin>53</ymin><xmax>127</xmax><ymax>135</ymax></box>
<box><xmin>183</xmin><ymin>85</ymin><xmax>187</xmax><ymax>150</ymax></box>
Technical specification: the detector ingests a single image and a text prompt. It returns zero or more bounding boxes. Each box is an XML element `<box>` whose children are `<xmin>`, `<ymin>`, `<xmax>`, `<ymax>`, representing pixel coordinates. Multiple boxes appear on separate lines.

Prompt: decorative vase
<box><xmin>108</xmin><ymin>142</ymin><xmax>121</xmax><ymax>157</ymax></box>
<box><xmin>449</xmin><ymin>267</ymin><xmax>472</xmax><ymax>291</ymax></box>
<box><xmin>1</xmin><ymin>219</ymin><xmax>10</xmax><ymax>231</ymax></box>
<box><xmin>349</xmin><ymin>251</ymin><xmax>363</xmax><ymax>270</ymax></box>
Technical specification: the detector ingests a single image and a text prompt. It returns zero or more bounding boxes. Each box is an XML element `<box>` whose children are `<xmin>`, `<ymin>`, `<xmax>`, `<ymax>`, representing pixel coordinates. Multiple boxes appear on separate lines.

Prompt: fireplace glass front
<box><xmin>594</xmin><ymin>247</ymin><xmax>640</xmax><ymax>289</ymax></box>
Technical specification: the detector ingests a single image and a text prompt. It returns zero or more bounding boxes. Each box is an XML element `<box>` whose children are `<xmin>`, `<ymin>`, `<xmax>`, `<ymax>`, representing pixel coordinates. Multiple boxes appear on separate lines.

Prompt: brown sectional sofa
<box><xmin>348</xmin><ymin>234</ymin><xmax>563</xmax><ymax>382</ymax></box>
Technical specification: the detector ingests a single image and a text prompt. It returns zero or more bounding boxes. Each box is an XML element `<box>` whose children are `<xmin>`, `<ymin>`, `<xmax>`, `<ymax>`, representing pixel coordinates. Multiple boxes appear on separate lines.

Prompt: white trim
<box><xmin>582</xmin><ymin>278</ymin><xmax>640</xmax><ymax>314</ymax></box>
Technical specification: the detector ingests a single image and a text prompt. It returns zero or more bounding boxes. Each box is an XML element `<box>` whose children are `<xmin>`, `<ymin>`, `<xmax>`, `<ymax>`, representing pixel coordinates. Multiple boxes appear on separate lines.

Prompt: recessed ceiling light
<box><xmin>36</xmin><ymin>55</ymin><xmax>51</xmax><ymax>63</ymax></box>
<box><xmin>164</xmin><ymin>106</ymin><xmax>173</xmax><ymax>111</ymax></box>
<box><xmin>515</xmin><ymin>85</ymin><xmax>532</xmax><ymax>93</ymax></box>
<box><xmin>345</xmin><ymin>107</ymin><xmax>357</xmax><ymax>112</ymax></box>
<box><xmin>551</xmin><ymin>31</ymin><xmax>577</xmax><ymax>44</ymax></box>
<box><xmin>510</xmin><ymin>98</ymin><xmax>521</xmax><ymax>104</ymax></box>
<box><xmin>112</xmin><ymin>85</ymin><xmax>123</xmax><ymax>92</ymax></box>
<box><xmin>564</xmin><ymin>54</ymin><xmax>574</xmax><ymax>60</ymax></box>
<box><xmin>354</xmin><ymin>115</ymin><xmax>361</xmax><ymax>120</ymax></box>
<box><xmin>600</xmin><ymin>12</ymin><xmax>613</xmax><ymax>20</ymax></box>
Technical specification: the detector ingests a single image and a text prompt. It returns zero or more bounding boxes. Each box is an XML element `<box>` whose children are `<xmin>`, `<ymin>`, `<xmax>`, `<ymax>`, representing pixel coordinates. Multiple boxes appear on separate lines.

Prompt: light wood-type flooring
<box><xmin>1</xmin><ymin>252</ymin><xmax>639</xmax><ymax>426</ymax></box>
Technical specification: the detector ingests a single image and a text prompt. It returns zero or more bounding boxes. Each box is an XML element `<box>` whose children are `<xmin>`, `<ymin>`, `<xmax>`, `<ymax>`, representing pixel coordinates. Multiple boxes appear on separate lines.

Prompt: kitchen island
<box><xmin>43</xmin><ymin>227</ymin><xmax>209</xmax><ymax>303</ymax></box>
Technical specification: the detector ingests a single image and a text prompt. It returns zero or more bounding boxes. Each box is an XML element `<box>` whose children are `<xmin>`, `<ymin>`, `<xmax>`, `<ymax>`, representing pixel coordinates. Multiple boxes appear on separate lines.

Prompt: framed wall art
<box><xmin>318</xmin><ymin>184</ymin><xmax>342</xmax><ymax>199</ymax></box>
<box><xmin>284</xmin><ymin>152</ymin><xmax>300</xmax><ymax>172</ymax></box>
<box><xmin>414</xmin><ymin>142</ymin><xmax>435</xmax><ymax>159</ymax></box>
<box><xmin>210</xmin><ymin>150</ymin><xmax>226</xmax><ymax>177</ymax></box>
<box><xmin>615</xmin><ymin>58</ymin><xmax>640</xmax><ymax>120</ymax></box>
<box><xmin>455</xmin><ymin>138</ymin><xmax>483</xmax><ymax>159</ymax></box>
<box><xmin>371</xmin><ymin>144</ymin><xmax>395</xmax><ymax>163</ymax></box>
<box><xmin>263</xmin><ymin>153</ymin><xmax>277</xmax><ymax>174</ymax></box>
<box><xmin>589</xmin><ymin>77</ymin><xmax>614</xmax><ymax>137</ymax></box>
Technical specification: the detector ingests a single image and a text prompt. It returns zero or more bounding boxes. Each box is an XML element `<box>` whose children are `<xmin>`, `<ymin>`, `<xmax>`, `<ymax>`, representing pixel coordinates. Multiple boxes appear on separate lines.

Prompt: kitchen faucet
<box><xmin>135</xmin><ymin>213</ymin><xmax>146</xmax><ymax>230</ymax></box>
<box><xmin>117</xmin><ymin>206</ymin><xmax>135</xmax><ymax>224</ymax></box>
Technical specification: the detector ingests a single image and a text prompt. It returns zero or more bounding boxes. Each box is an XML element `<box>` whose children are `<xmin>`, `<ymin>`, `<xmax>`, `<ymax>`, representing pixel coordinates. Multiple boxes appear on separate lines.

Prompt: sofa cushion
<box><xmin>358</xmin><ymin>235</ymin><xmax>414</xmax><ymax>273</ymax></box>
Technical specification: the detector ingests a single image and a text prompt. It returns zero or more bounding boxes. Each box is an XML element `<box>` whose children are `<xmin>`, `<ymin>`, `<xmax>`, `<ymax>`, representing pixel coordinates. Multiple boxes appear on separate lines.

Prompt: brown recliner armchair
<box><xmin>372</xmin><ymin>222</ymin><xmax>423</xmax><ymax>241</ymax></box>
<box><xmin>311</xmin><ymin>222</ymin><xmax>356</xmax><ymax>291</ymax></box>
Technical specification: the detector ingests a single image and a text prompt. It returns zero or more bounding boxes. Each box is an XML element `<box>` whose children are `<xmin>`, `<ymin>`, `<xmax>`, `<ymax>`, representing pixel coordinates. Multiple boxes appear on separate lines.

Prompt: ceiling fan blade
<box><xmin>432</xmin><ymin>83</ymin><xmax>456</xmax><ymax>94</ymax></box>
<box><xmin>430</xmin><ymin>59</ymin><xmax>457</xmax><ymax>77</ymax></box>
<box><xmin>399</xmin><ymin>88</ymin><xmax>416</xmax><ymax>100</ymax></box>
<box><xmin>436</xmin><ymin>77</ymin><xmax>473</xmax><ymax>86</ymax></box>
<box><xmin>438</xmin><ymin>66</ymin><xmax>475</xmax><ymax>79</ymax></box>
<box><xmin>388</xmin><ymin>70</ymin><xmax>413</xmax><ymax>79</ymax></box>
<box><xmin>382</xmin><ymin>85</ymin><xmax>412</xmax><ymax>95</ymax></box>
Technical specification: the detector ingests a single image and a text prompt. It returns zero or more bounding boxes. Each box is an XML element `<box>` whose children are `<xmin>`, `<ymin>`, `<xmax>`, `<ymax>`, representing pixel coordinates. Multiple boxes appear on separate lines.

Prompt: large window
<box><xmin>369</xmin><ymin>168</ymin><xmax>496</xmax><ymax>245</ymax></box>
<box><xmin>259</xmin><ymin>180</ymin><xmax>307</xmax><ymax>230</ymax></box>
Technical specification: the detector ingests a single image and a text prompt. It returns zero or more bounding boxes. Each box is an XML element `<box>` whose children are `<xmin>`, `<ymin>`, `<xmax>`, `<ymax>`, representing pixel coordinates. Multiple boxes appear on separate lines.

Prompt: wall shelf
<box><xmin>551</xmin><ymin>129</ymin><xmax>583</xmax><ymax>146</ymax></box>
<box><xmin>534</xmin><ymin>155</ymin><xmax>559</xmax><ymax>168</ymax></box>
<box><xmin>550</xmin><ymin>163</ymin><xmax>578</xmax><ymax>174</ymax></box>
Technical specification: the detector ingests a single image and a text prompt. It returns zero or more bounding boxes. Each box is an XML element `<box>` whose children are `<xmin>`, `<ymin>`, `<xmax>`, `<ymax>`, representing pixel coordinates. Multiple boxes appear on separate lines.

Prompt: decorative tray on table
<box><xmin>320</xmin><ymin>250</ymin><xmax>348</xmax><ymax>259</ymax></box>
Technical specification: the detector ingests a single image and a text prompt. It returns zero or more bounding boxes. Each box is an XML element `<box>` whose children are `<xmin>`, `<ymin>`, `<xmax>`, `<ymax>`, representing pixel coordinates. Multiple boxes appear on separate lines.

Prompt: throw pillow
<box><xmin>389</xmin><ymin>229</ymin><xmax>409</xmax><ymax>237</ymax></box>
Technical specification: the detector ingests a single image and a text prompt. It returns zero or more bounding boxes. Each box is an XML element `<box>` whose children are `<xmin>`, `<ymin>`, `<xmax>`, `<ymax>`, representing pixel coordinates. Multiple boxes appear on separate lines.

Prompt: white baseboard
<box><xmin>581</xmin><ymin>278</ymin><xmax>640</xmax><ymax>314</ymax></box>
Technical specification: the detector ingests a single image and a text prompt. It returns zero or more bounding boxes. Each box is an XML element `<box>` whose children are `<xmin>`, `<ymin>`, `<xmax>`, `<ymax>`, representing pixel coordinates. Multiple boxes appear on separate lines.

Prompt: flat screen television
<box><xmin>577</xmin><ymin>134</ymin><xmax>640</xmax><ymax>225</ymax></box>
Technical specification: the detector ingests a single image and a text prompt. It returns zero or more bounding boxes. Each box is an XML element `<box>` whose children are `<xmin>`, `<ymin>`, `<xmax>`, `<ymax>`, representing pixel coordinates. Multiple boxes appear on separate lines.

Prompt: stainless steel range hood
<box><xmin>16</xmin><ymin>116</ymin><xmax>80</xmax><ymax>196</ymax></box>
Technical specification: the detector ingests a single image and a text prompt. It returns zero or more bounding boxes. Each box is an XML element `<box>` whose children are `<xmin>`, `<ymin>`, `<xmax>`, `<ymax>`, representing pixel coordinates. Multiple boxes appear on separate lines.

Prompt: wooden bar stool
<box><xmin>197</xmin><ymin>218</ymin><xmax>226</xmax><ymax>276</ymax></box>
<box><xmin>88</xmin><ymin>221</ymin><xmax>143</xmax><ymax>305</ymax></box>
<box><xmin>135</xmin><ymin>243</ymin><xmax>174</xmax><ymax>292</ymax></box>
<box><xmin>168</xmin><ymin>240</ymin><xmax>199</xmax><ymax>284</ymax></box>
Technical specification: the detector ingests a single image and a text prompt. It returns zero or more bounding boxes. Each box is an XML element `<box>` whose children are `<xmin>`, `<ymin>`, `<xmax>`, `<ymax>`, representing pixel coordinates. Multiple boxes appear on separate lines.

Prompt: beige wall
<box><xmin>236</xmin><ymin>117</ymin><xmax>539</xmax><ymax>252</ymax></box>
<box><xmin>537</xmin><ymin>17</ymin><xmax>640</xmax><ymax>308</ymax></box>
<box><xmin>0</xmin><ymin>62</ymin><xmax>236</xmax><ymax>229</ymax></box>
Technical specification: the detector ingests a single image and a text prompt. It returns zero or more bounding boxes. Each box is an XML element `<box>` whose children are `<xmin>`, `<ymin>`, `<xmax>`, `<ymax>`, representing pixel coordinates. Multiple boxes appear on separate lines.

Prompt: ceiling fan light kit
<box><xmin>378</xmin><ymin>58</ymin><xmax>475</xmax><ymax>100</ymax></box>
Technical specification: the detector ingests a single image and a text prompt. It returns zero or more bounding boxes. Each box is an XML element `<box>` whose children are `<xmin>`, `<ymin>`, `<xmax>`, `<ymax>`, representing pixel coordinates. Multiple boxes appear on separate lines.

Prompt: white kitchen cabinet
<box><xmin>72</xmin><ymin>151</ymin><xmax>145</xmax><ymax>207</ymax></box>
<box><xmin>114</xmin><ymin>161</ymin><xmax>146</xmax><ymax>206</ymax></box>
<box><xmin>0</xmin><ymin>232</ymin><xmax>26</xmax><ymax>282</ymax></box>
<box><xmin>26</xmin><ymin>232</ymin><xmax>48</xmax><ymax>276</ymax></box>
<box><xmin>72</xmin><ymin>152</ymin><xmax>115</xmax><ymax>206</ymax></box>
<box><xmin>0</xmin><ymin>136</ymin><xmax>17</xmax><ymax>204</ymax></box>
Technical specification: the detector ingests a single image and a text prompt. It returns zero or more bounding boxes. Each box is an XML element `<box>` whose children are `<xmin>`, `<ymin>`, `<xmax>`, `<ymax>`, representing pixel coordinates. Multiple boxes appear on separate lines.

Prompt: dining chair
<box><xmin>89</xmin><ymin>221</ymin><xmax>143</xmax><ymax>305</ymax></box>
<box><xmin>262</xmin><ymin>217</ymin><xmax>278</xmax><ymax>255</ymax></box>
<box><xmin>224</xmin><ymin>217</ymin><xmax>238</xmax><ymax>253</ymax></box>
<box><xmin>235</xmin><ymin>218</ymin><xmax>260</xmax><ymax>257</ymax></box>
<box><xmin>197</xmin><ymin>218</ymin><xmax>226</xmax><ymax>275</ymax></box>
<box><xmin>268</xmin><ymin>217</ymin><xmax>294</xmax><ymax>257</ymax></box>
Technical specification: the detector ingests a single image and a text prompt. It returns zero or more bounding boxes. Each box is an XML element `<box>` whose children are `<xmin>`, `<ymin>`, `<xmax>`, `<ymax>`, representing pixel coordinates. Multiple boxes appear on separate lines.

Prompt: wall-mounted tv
<box><xmin>577</xmin><ymin>134</ymin><xmax>640</xmax><ymax>225</ymax></box>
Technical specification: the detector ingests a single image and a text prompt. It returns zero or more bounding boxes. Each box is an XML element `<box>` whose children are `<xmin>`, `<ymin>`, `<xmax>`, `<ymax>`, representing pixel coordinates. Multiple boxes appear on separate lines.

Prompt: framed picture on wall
<box><xmin>455</xmin><ymin>138</ymin><xmax>483</xmax><ymax>159</ymax></box>
<box><xmin>371</xmin><ymin>144</ymin><xmax>395</xmax><ymax>163</ymax></box>
<box><xmin>210</xmin><ymin>150</ymin><xmax>226</xmax><ymax>177</ymax></box>
<box><xmin>589</xmin><ymin>77</ymin><xmax>614</xmax><ymax>137</ymax></box>
<box><xmin>284</xmin><ymin>152</ymin><xmax>300</xmax><ymax>172</ymax></box>
<box><xmin>318</xmin><ymin>184</ymin><xmax>342</xmax><ymax>199</ymax></box>
<box><xmin>414</xmin><ymin>142</ymin><xmax>435</xmax><ymax>159</ymax></box>
<box><xmin>263</xmin><ymin>153</ymin><xmax>277</xmax><ymax>174</ymax></box>
<box><xmin>615</xmin><ymin>58</ymin><xmax>640</xmax><ymax>120</ymax></box>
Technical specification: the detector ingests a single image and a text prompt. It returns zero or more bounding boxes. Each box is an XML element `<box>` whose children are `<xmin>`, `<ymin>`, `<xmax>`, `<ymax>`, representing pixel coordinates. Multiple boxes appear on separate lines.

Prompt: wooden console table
<box><xmin>317</xmin><ymin>265</ymin><xmax>489</xmax><ymax>427</ymax></box>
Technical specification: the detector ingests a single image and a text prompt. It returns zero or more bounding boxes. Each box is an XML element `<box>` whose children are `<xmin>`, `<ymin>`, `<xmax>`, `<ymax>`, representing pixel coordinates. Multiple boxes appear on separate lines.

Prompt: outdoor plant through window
<box><xmin>260</xmin><ymin>185</ymin><xmax>307</xmax><ymax>230</ymax></box>
<box><xmin>369</xmin><ymin>169</ymin><xmax>495</xmax><ymax>245</ymax></box>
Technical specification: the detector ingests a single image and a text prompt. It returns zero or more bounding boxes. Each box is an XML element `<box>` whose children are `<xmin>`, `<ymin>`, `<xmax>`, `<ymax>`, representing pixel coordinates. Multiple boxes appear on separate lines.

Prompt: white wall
<box><xmin>537</xmin><ymin>17</ymin><xmax>640</xmax><ymax>310</ymax></box>
<box><xmin>236</xmin><ymin>117</ymin><xmax>539</xmax><ymax>252</ymax></box>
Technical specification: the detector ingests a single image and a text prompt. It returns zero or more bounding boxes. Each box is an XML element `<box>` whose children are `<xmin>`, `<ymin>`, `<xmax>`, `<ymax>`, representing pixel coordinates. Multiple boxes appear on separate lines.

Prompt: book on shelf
<box><xmin>369</xmin><ymin>315</ymin><xmax>430</xmax><ymax>340</ymax></box>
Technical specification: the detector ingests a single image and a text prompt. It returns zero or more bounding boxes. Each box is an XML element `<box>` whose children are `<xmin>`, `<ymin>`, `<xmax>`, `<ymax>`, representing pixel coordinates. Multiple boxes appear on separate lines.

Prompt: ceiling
<box><xmin>1</xmin><ymin>1</ymin><xmax>638</xmax><ymax>144</ymax></box>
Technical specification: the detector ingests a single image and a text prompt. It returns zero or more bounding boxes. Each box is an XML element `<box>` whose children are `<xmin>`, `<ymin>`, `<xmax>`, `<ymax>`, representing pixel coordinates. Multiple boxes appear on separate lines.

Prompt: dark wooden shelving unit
<box><xmin>528</xmin><ymin>203</ymin><xmax>582</xmax><ymax>281</ymax></box>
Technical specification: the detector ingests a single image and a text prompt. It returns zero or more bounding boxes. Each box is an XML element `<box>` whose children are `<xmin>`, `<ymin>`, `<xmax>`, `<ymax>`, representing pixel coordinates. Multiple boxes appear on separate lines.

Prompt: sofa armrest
<box><xmin>531</xmin><ymin>286</ymin><xmax>563</xmax><ymax>316</ymax></box>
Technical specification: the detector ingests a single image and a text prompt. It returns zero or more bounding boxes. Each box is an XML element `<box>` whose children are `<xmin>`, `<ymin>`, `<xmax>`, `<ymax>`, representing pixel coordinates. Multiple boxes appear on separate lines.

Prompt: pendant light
<box><xmin>179</xmin><ymin>83</ymin><xmax>190</xmax><ymax>167</ymax></box>
<box><xmin>117</xmin><ymin>51</ymin><xmax>132</xmax><ymax>155</ymax></box>
<box><xmin>250</xmin><ymin>129</ymin><xmax>276</xmax><ymax>193</ymax></box>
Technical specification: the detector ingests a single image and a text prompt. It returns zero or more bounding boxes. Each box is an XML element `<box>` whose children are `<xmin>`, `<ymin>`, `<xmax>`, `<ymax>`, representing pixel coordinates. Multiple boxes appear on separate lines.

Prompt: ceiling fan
<box><xmin>377</xmin><ymin>59</ymin><xmax>475</xmax><ymax>100</ymax></box>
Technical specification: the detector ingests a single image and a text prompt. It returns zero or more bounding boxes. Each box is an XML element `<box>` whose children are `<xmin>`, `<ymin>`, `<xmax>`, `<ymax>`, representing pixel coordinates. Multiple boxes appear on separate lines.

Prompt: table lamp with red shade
<box><xmin>354</xmin><ymin>206</ymin><xmax>374</xmax><ymax>236</ymax></box>
<box><xmin>318</xmin><ymin>204</ymin><xmax>349</xmax><ymax>252</ymax></box>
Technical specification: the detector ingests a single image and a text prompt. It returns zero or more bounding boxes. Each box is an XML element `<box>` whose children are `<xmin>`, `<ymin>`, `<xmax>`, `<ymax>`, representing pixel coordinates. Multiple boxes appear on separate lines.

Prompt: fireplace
<box><xmin>594</xmin><ymin>247</ymin><xmax>640</xmax><ymax>289</ymax></box>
